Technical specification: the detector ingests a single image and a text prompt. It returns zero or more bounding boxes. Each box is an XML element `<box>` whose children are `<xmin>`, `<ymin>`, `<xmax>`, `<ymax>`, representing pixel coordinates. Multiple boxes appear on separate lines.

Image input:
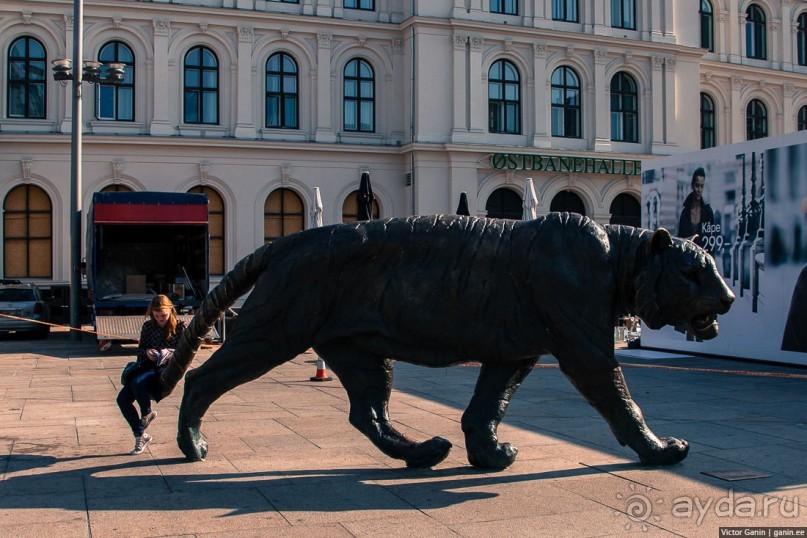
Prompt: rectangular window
<box><xmin>552</xmin><ymin>0</ymin><xmax>578</xmax><ymax>22</ymax></box>
<box><xmin>611</xmin><ymin>0</ymin><xmax>635</xmax><ymax>30</ymax></box>
<box><xmin>490</xmin><ymin>0</ymin><xmax>517</xmax><ymax>15</ymax></box>
<box><xmin>344</xmin><ymin>0</ymin><xmax>374</xmax><ymax>10</ymax></box>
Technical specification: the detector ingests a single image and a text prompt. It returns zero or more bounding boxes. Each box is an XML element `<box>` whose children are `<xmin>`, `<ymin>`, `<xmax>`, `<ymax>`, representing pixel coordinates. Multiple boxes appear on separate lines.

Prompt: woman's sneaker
<box><xmin>130</xmin><ymin>432</ymin><xmax>152</xmax><ymax>455</ymax></box>
<box><xmin>140</xmin><ymin>410</ymin><xmax>157</xmax><ymax>429</ymax></box>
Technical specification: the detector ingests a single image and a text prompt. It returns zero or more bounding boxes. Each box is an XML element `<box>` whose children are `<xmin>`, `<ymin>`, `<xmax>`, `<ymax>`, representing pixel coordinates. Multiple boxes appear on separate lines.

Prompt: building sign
<box><xmin>490</xmin><ymin>153</ymin><xmax>642</xmax><ymax>175</ymax></box>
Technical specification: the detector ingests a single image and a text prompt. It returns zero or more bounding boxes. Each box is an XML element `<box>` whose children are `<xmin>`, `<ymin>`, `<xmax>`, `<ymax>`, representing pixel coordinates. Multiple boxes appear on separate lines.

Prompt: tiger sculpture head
<box><xmin>634</xmin><ymin>228</ymin><xmax>735</xmax><ymax>340</ymax></box>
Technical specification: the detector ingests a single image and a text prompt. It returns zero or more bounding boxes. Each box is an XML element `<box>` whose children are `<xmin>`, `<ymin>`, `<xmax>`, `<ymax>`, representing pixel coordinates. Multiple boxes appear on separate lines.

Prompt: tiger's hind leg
<box><xmin>461</xmin><ymin>359</ymin><xmax>537</xmax><ymax>469</ymax></box>
<box><xmin>562</xmin><ymin>364</ymin><xmax>689</xmax><ymax>466</ymax></box>
<box><xmin>315</xmin><ymin>340</ymin><xmax>452</xmax><ymax>468</ymax></box>
<box><xmin>178</xmin><ymin>339</ymin><xmax>296</xmax><ymax>461</ymax></box>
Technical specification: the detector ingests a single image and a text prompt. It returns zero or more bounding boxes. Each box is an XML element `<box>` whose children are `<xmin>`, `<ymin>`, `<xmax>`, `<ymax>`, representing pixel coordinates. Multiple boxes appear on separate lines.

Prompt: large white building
<box><xmin>1</xmin><ymin>0</ymin><xmax>806</xmax><ymax>305</ymax></box>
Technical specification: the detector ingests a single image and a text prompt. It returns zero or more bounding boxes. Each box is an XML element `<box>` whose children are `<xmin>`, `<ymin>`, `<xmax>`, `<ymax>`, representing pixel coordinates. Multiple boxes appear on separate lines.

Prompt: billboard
<box><xmin>641</xmin><ymin>130</ymin><xmax>807</xmax><ymax>366</ymax></box>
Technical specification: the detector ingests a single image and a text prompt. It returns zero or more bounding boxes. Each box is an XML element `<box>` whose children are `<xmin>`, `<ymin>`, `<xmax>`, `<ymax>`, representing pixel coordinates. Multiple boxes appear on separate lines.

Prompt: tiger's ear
<box><xmin>649</xmin><ymin>228</ymin><xmax>673</xmax><ymax>255</ymax></box>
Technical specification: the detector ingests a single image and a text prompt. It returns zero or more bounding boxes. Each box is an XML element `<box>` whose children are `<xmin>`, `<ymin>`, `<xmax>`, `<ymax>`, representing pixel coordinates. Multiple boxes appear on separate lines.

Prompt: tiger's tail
<box><xmin>158</xmin><ymin>243</ymin><xmax>273</xmax><ymax>399</ymax></box>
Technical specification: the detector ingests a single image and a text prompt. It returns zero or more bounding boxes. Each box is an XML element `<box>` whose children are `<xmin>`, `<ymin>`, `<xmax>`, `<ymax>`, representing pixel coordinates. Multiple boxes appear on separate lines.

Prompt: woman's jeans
<box><xmin>117</xmin><ymin>368</ymin><xmax>156</xmax><ymax>437</ymax></box>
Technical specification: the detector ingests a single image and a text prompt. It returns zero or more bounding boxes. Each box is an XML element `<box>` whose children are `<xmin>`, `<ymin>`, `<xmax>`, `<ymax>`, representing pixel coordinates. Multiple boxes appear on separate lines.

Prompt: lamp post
<box><xmin>51</xmin><ymin>0</ymin><xmax>124</xmax><ymax>340</ymax></box>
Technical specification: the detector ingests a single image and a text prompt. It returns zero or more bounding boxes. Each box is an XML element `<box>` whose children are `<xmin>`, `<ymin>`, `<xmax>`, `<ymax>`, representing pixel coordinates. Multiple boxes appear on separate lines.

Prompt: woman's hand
<box><xmin>146</xmin><ymin>349</ymin><xmax>159</xmax><ymax>362</ymax></box>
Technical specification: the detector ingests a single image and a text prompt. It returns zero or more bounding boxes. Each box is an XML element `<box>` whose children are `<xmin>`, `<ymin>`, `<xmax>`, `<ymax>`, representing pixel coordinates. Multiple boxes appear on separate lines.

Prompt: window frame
<box><xmin>797</xmin><ymin>12</ymin><xmax>807</xmax><ymax>67</ymax></box>
<box><xmin>700</xmin><ymin>92</ymin><xmax>716</xmax><ymax>149</ymax></box>
<box><xmin>797</xmin><ymin>105</ymin><xmax>806</xmax><ymax>131</ymax></box>
<box><xmin>746</xmin><ymin>98</ymin><xmax>768</xmax><ymax>140</ymax></box>
<box><xmin>344</xmin><ymin>0</ymin><xmax>374</xmax><ymax>10</ymax></box>
<box><xmin>552</xmin><ymin>0</ymin><xmax>578</xmax><ymax>22</ymax></box>
<box><xmin>188</xmin><ymin>186</ymin><xmax>225</xmax><ymax>275</ymax></box>
<box><xmin>611</xmin><ymin>0</ymin><xmax>636</xmax><ymax>30</ymax></box>
<box><xmin>183</xmin><ymin>45</ymin><xmax>219</xmax><ymax>125</ymax></box>
<box><xmin>550</xmin><ymin>66</ymin><xmax>581</xmax><ymax>138</ymax></box>
<box><xmin>700</xmin><ymin>0</ymin><xmax>714</xmax><ymax>52</ymax></box>
<box><xmin>264</xmin><ymin>188</ymin><xmax>305</xmax><ymax>242</ymax></box>
<box><xmin>490</xmin><ymin>0</ymin><xmax>518</xmax><ymax>16</ymax></box>
<box><xmin>488</xmin><ymin>59</ymin><xmax>521</xmax><ymax>135</ymax></box>
<box><xmin>745</xmin><ymin>4</ymin><xmax>767</xmax><ymax>60</ymax></box>
<box><xmin>343</xmin><ymin>58</ymin><xmax>375</xmax><ymax>133</ymax></box>
<box><xmin>3</xmin><ymin>184</ymin><xmax>52</xmax><ymax>278</ymax></box>
<box><xmin>609</xmin><ymin>72</ymin><xmax>639</xmax><ymax>143</ymax></box>
<box><xmin>265</xmin><ymin>52</ymin><xmax>299</xmax><ymax>129</ymax></box>
<box><xmin>7</xmin><ymin>36</ymin><xmax>47</xmax><ymax>119</ymax></box>
<box><xmin>96</xmin><ymin>40</ymin><xmax>135</xmax><ymax>122</ymax></box>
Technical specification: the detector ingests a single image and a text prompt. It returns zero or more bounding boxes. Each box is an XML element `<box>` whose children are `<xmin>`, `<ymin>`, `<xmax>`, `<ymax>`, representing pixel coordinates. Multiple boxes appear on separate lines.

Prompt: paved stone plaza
<box><xmin>0</xmin><ymin>329</ymin><xmax>805</xmax><ymax>536</ymax></box>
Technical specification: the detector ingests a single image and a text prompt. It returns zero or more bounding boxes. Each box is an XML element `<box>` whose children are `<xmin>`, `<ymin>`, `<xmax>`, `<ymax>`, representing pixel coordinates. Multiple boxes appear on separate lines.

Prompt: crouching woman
<box><xmin>117</xmin><ymin>294</ymin><xmax>187</xmax><ymax>455</ymax></box>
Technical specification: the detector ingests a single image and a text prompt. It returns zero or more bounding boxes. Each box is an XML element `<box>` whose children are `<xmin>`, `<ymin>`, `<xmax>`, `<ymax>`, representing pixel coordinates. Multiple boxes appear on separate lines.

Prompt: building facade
<box><xmin>1</xmin><ymin>0</ymin><xmax>806</xmax><ymax>291</ymax></box>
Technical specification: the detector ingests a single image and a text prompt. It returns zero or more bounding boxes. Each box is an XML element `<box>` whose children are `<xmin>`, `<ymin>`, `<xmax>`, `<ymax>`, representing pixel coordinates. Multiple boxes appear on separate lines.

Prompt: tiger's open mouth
<box><xmin>690</xmin><ymin>314</ymin><xmax>719</xmax><ymax>339</ymax></box>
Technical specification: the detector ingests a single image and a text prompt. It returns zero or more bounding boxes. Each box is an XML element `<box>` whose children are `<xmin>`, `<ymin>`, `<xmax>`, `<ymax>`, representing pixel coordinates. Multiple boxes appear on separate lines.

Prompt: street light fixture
<box><xmin>50</xmin><ymin>0</ymin><xmax>125</xmax><ymax>341</ymax></box>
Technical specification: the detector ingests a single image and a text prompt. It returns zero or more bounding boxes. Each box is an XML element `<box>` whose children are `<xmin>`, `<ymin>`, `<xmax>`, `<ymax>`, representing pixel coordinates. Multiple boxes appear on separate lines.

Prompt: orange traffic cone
<box><xmin>310</xmin><ymin>356</ymin><xmax>332</xmax><ymax>382</ymax></box>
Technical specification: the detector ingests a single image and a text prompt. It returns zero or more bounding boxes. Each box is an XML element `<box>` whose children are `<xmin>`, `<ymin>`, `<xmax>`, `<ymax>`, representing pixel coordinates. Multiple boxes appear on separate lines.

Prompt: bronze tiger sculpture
<box><xmin>158</xmin><ymin>213</ymin><xmax>734</xmax><ymax>469</ymax></box>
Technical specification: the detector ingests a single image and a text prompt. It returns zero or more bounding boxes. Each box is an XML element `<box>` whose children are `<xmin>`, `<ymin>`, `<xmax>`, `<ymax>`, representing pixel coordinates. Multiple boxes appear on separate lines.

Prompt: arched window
<box><xmin>798</xmin><ymin>13</ymin><xmax>807</xmax><ymax>67</ymax></box>
<box><xmin>3</xmin><ymin>185</ymin><xmax>52</xmax><ymax>278</ymax></box>
<box><xmin>184</xmin><ymin>46</ymin><xmax>218</xmax><ymax>124</ymax></box>
<box><xmin>609</xmin><ymin>193</ymin><xmax>641</xmax><ymax>227</ymax></box>
<box><xmin>797</xmin><ymin>105</ymin><xmax>807</xmax><ymax>131</ymax></box>
<box><xmin>343</xmin><ymin>58</ymin><xmax>374</xmax><ymax>132</ymax></box>
<box><xmin>552</xmin><ymin>0</ymin><xmax>577</xmax><ymax>22</ymax></box>
<box><xmin>342</xmin><ymin>191</ymin><xmax>380</xmax><ymax>222</ymax></box>
<box><xmin>700</xmin><ymin>93</ymin><xmax>716</xmax><ymax>149</ymax></box>
<box><xmin>700</xmin><ymin>0</ymin><xmax>714</xmax><ymax>51</ymax></box>
<box><xmin>551</xmin><ymin>66</ymin><xmax>581</xmax><ymax>138</ymax></box>
<box><xmin>746</xmin><ymin>4</ymin><xmax>767</xmax><ymax>60</ymax></box>
<box><xmin>264</xmin><ymin>188</ymin><xmax>304</xmax><ymax>242</ymax></box>
<box><xmin>266</xmin><ymin>52</ymin><xmax>298</xmax><ymax>129</ymax></box>
<box><xmin>188</xmin><ymin>186</ymin><xmax>225</xmax><ymax>275</ymax></box>
<box><xmin>485</xmin><ymin>188</ymin><xmax>522</xmax><ymax>219</ymax></box>
<box><xmin>610</xmin><ymin>72</ymin><xmax>638</xmax><ymax>143</ymax></box>
<box><xmin>100</xmin><ymin>184</ymin><xmax>133</xmax><ymax>192</ymax></box>
<box><xmin>746</xmin><ymin>99</ymin><xmax>768</xmax><ymax>140</ymax></box>
<box><xmin>7</xmin><ymin>36</ymin><xmax>46</xmax><ymax>119</ymax></box>
<box><xmin>550</xmin><ymin>190</ymin><xmax>586</xmax><ymax>216</ymax></box>
<box><xmin>97</xmin><ymin>41</ymin><xmax>134</xmax><ymax>121</ymax></box>
<box><xmin>488</xmin><ymin>59</ymin><xmax>520</xmax><ymax>134</ymax></box>
<box><xmin>611</xmin><ymin>0</ymin><xmax>635</xmax><ymax>30</ymax></box>
<box><xmin>490</xmin><ymin>0</ymin><xmax>517</xmax><ymax>15</ymax></box>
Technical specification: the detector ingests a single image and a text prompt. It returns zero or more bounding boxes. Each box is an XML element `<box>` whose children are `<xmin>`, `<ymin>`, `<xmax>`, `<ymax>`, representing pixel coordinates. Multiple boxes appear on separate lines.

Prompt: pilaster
<box><xmin>315</xmin><ymin>33</ymin><xmax>336</xmax><ymax>143</ymax></box>
<box><xmin>593</xmin><ymin>49</ymin><xmax>611</xmax><ymax>151</ymax></box>
<box><xmin>234</xmin><ymin>26</ymin><xmax>256</xmax><ymax>139</ymax></box>
<box><xmin>150</xmin><ymin>19</ymin><xmax>173</xmax><ymax>135</ymax></box>
<box><xmin>532</xmin><ymin>41</ymin><xmax>550</xmax><ymax>148</ymax></box>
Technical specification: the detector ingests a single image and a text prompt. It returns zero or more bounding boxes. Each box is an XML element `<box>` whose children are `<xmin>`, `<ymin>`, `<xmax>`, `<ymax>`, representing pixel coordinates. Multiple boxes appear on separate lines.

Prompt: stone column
<box><xmin>718</xmin><ymin>10</ymin><xmax>728</xmax><ymax>62</ymax></box>
<box><xmin>532</xmin><ymin>41</ymin><xmax>550</xmax><ymax>148</ymax></box>
<box><xmin>450</xmin><ymin>33</ymin><xmax>468</xmax><ymax>141</ymax></box>
<box><xmin>783</xmin><ymin>84</ymin><xmax>795</xmax><ymax>132</ymax></box>
<box><xmin>770</xmin><ymin>18</ymin><xmax>781</xmax><ymax>70</ymax></box>
<box><xmin>662</xmin><ymin>0</ymin><xmax>675</xmax><ymax>42</ymax></box>
<box><xmin>150</xmin><ymin>19</ymin><xmax>172</xmax><ymax>135</ymax></box>
<box><xmin>60</xmin><ymin>13</ymin><xmax>74</xmax><ymax>133</ymax></box>
<box><xmin>234</xmin><ymin>27</ymin><xmax>255</xmax><ymax>138</ymax></box>
<box><xmin>650</xmin><ymin>56</ymin><xmax>665</xmax><ymax>150</ymax></box>
<box><xmin>663</xmin><ymin>57</ymin><xmax>676</xmax><ymax>147</ymax></box>
<box><xmin>730</xmin><ymin>76</ymin><xmax>743</xmax><ymax>143</ymax></box>
<box><xmin>593</xmin><ymin>0</ymin><xmax>608</xmax><ymax>35</ymax></box>
<box><xmin>468</xmin><ymin>35</ymin><xmax>485</xmax><ymax>135</ymax></box>
<box><xmin>731</xmin><ymin>9</ymin><xmax>743</xmax><ymax>63</ymax></box>
<box><xmin>593</xmin><ymin>49</ymin><xmax>611</xmax><ymax>151</ymax></box>
<box><xmin>315</xmin><ymin>33</ymin><xmax>336</xmax><ymax>142</ymax></box>
<box><xmin>650</xmin><ymin>0</ymin><xmax>663</xmax><ymax>42</ymax></box>
<box><xmin>783</xmin><ymin>21</ymin><xmax>797</xmax><ymax>71</ymax></box>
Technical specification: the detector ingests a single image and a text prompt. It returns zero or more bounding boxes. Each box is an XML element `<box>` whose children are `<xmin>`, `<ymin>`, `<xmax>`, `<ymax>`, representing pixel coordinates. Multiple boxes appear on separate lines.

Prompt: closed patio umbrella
<box><xmin>522</xmin><ymin>178</ymin><xmax>538</xmax><ymax>221</ymax></box>
<box><xmin>456</xmin><ymin>192</ymin><xmax>470</xmax><ymax>216</ymax></box>
<box><xmin>309</xmin><ymin>186</ymin><xmax>332</xmax><ymax>382</ymax></box>
<box><xmin>310</xmin><ymin>187</ymin><xmax>323</xmax><ymax>228</ymax></box>
<box><xmin>357</xmin><ymin>171</ymin><xmax>375</xmax><ymax>221</ymax></box>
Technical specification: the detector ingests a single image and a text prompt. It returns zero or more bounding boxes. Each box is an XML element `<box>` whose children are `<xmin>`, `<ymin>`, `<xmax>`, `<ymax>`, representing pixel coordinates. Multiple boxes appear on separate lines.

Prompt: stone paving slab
<box><xmin>1</xmin><ymin>330</ymin><xmax>806</xmax><ymax>536</ymax></box>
